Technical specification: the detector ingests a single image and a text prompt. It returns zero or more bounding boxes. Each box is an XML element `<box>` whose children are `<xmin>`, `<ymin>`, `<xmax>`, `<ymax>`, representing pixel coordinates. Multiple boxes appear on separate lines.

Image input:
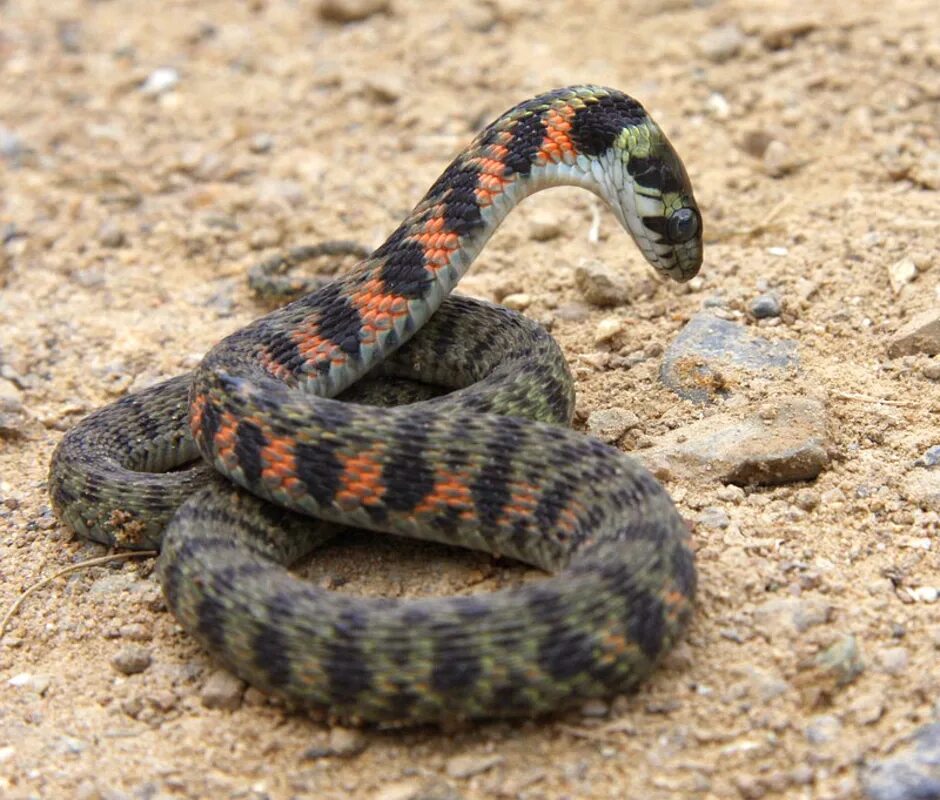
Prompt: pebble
<box><xmin>301</xmin><ymin>726</ymin><xmax>369</xmax><ymax>759</ymax></box>
<box><xmin>594</xmin><ymin>317</ymin><xmax>623</xmax><ymax>343</ymax></box>
<box><xmin>580</xmin><ymin>699</ymin><xmax>609</xmax><ymax>717</ymax></box>
<box><xmin>888</xmin><ymin>257</ymin><xmax>918</xmax><ymax>295</ymax></box>
<box><xmin>574</xmin><ymin>259</ymin><xmax>631</xmax><ymax>307</ymax></box>
<box><xmin>640</xmin><ymin>396</ymin><xmax>830</xmax><ymax>486</ymax></box>
<box><xmin>249</xmin><ymin>133</ymin><xmax>273</xmax><ymax>153</ymax></box>
<box><xmin>0</xmin><ymin>124</ymin><xmax>26</xmax><ymax>161</ymax></box>
<box><xmin>8</xmin><ymin>672</ymin><xmax>51</xmax><ymax>695</ymax></box>
<box><xmin>199</xmin><ymin>668</ymin><xmax>246</xmax><ymax>710</ymax></box>
<box><xmin>318</xmin><ymin>0</ymin><xmax>390</xmax><ymax>23</ymax></box>
<box><xmin>806</xmin><ymin>714</ymin><xmax>842</xmax><ymax>745</ymax></box>
<box><xmin>814</xmin><ymin>635</ymin><xmax>865</xmax><ymax>687</ymax></box>
<box><xmin>697</xmin><ymin>24</ymin><xmax>746</xmax><ymax>63</ymax></box>
<box><xmin>875</xmin><ymin>646</ymin><xmax>909</xmax><ymax>676</ymax></box>
<box><xmin>763</xmin><ymin>140</ymin><xmax>800</xmax><ymax>177</ymax></box>
<box><xmin>888</xmin><ymin>309</ymin><xmax>940</xmax><ymax>357</ymax></box>
<box><xmin>501</xmin><ymin>292</ymin><xmax>531</xmax><ymax>310</ymax></box>
<box><xmin>793</xmin><ymin>488</ymin><xmax>820</xmax><ymax>511</ymax></box>
<box><xmin>98</xmin><ymin>221</ymin><xmax>126</xmax><ymax>248</ymax></box>
<box><xmin>753</xmin><ymin>596</ymin><xmax>832</xmax><ymax>638</ymax></box>
<box><xmin>362</xmin><ymin>74</ymin><xmax>404</xmax><ymax>104</ymax></box>
<box><xmin>851</xmin><ymin>693</ymin><xmax>886</xmax><ymax>725</ymax></box>
<box><xmin>901</xmin><ymin>469</ymin><xmax>940</xmax><ymax>511</ymax></box>
<box><xmin>445</xmin><ymin>753</ymin><xmax>504</xmax><ymax>779</ymax></box>
<box><xmin>586</xmin><ymin>407</ymin><xmax>640</xmax><ymax>443</ymax></box>
<box><xmin>749</xmin><ymin>293</ymin><xmax>782</xmax><ymax>319</ymax></box>
<box><xmin>914</xmin><ymin>446</ymin><xmax>940</xmax><ymax>468</ymax></box>
<box><xmin>660</xmin><ymin>311</ymin><xmax>798</xmax><ymax>404</ymax></box>
<box><xmin>528</xmin><ymin>212</ymin><xmax>563</xmax><ymax>241</ymax></box>
<box><xmin>863</xmin><ymin>723</ymin><xmax>940</xmax><ymax>800</ymax></box>
<box><xmin>119</xmin><ymin>623</ymin><xmax>152</xmax><ymax>641</ymax></box>
<box><xmin>923</xmin><ymin>362</ymin><xmax>940</xmax><ymax>380</ymax></box>
<box><xmin>139</xmin><ymin>67</ymin><xmax>180</xmax><ymax>96</ymax></box>
<box><xmin>697</xmin><ymin>507</ymin><xmax>731</xmax><ymax>529</ymax></box>
<box><xmin>111</xmin><ymin>646</ymin><xmax>152</xmax><ymax>675</ymax></box>
<box><xmin>373</xmin><ymin>779</ymin><xmax>463</xmax><ymax>800</ymax></box>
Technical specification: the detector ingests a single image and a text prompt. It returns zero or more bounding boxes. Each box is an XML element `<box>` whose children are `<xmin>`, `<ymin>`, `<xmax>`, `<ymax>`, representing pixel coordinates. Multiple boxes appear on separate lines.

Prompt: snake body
<box><xmin>50</xmin><ymin>86</ymin><xmax>703</xmax><ymax>722</ymax></box>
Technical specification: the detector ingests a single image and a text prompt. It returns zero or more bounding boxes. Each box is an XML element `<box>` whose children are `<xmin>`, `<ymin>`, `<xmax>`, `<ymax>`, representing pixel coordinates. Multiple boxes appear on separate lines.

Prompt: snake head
<box><xmin>605</xmin><ymin>121</ymin><xmax>703</xmax><ymax>283</ymax></box>
<box><xmin>520</xmin><ymin>87</ymin><xmax>703</xmax><ymax>282</ymax></box>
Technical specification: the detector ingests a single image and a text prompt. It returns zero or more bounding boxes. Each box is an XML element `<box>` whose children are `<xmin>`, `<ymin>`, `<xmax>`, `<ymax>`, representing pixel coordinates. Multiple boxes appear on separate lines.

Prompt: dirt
<box><xmin>1</xmin><ymin>0</ymin><xmax>938</xmax><ymax>798</ymax></box>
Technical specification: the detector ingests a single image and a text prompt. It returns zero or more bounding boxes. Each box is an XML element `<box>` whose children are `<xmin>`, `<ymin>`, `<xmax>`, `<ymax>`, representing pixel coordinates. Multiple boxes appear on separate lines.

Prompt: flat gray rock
<box><xmin>863</xmin><ymin>723</ymin><xmax>940</xmax><ymax>800</ymax></box>
<box><xmin>661</xmin><ymin>311</ymin><xmax>799</xmax><ymax>403</ymax></box>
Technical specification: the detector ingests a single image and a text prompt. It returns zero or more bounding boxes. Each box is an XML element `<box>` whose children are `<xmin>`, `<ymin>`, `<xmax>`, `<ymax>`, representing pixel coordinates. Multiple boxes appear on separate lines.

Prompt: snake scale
<box><xmin>50</xmin><ymin>86</ymin><xmax>704</xmax><ymax>723</ymax></box>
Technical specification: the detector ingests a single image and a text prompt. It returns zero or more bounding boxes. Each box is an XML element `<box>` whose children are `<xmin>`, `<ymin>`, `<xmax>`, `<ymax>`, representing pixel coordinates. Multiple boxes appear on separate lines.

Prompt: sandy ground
<box><xmin>1</xmin><ymin>0</ymin><xmax>939</xmax><ymax>798</ymax></box>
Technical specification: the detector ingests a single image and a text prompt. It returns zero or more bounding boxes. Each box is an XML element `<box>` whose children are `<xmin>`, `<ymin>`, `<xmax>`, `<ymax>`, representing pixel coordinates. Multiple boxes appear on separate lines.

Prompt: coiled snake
<box><xmin>50</xmin><ymin>86</ymin><xmax>703</xmax><ymax>723</ymax></box>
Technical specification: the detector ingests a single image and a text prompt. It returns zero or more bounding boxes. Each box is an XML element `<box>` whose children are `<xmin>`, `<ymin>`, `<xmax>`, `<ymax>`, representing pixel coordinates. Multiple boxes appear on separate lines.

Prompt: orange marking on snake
<box><xmin>259</xmin><ymin>433</ymin><xmax>299</xmax><ymax>493</ymax></box>
<box><xmin>537</xmin><ymin>104</ymin><xmax>578</xmax><ymax>165</ymax></box>
<box><xmin>258</xmin><ymin>345</ymin><xmax>293</xmax><ymax>381</ymax></box>
<box><xmin>291</xmin><ymin>318</ymin><xmax>347</xmax><ymax>370</ymax></box>
<box><xmin>348</xmin><ymin>278</ymin><xmax>409</xmax><ymax>345</ymax></box>
<box><xmin>335</xmin><ymin>448</ymin><xmax>387</xmax><ymax>511</ymax></box>
<box><xmin>414</xmin><ymin>469</ymin><xmax>475</xmax><ymax>516</ymax></box>
<box><xmin>189</xmin><ymin>392</ymin><xmax>206</xmax><ymax>439</ymax></box>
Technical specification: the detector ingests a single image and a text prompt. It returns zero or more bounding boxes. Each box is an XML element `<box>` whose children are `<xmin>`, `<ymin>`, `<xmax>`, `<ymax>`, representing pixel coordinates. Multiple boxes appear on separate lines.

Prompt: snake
<box><xmin>50</xmin><ymin>86</ymin><xmax>703</xmax><ymax>723</ymax></box>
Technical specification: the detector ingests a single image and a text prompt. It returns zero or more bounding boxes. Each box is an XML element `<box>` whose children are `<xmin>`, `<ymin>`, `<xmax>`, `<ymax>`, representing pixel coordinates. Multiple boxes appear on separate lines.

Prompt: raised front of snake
<box><xmin>50</xmin><ymin>86</ymin><xmax>704</xmax><ymax>723</ymax></box>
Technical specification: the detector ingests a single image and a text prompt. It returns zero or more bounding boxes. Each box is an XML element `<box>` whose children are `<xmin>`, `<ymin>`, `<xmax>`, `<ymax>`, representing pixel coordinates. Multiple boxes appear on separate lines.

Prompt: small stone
<box><xmin>753</xmin><ymin>596</ymin><xmax>831</xmax><ymax>638</ymax></box>
<box><xmin>749</xmin><ymin>293</ymin><xmax>782</xmax><ymax>319</ymax></box>
<box><xmin>851</xmin><ymin>693</ymin><xmax>885</xmax><ymax>725</ymax></box>
<box><xmin>888</xmin><ymin>309</ymin><xmax>940</xmax><ymax>358</ymax></box>
<box><xmin>574</xmin><ymin>259</ymin><xmax>631</xmax><ymax>307</ymax></box>
<box><xmin>908</xmin><ymin>586</ymin><xmax>939</xmax><ymax>603</ymax></box>
<box><xmin>118</xmin><ymin>623</ymin><xmax>151</xmax><ymax>641</ymax></box>
<box><xmin>445</xmin><ymin>753</ymin><xmax>504</xmax><ymax>779</ymax></box>
<box><xmin>697</xmin><ymin>507</ymin><xmax>730</xmax><ymax>529</ymax></box>
<box><xmin>660</xmin><ymin>311</ymin><xmax>798</xmax><ymax>404</ymax></box>
<box><xmin>741</xmin><ymin>129</ymin><xmax>774</xmax><ymax>159</ymax></box>
<box><xmin>98</xmin><ymin>221</ymin><xmax>126</xmax><ymax>248</ymax></box>
<box><xmin>923</xmin><ymin>362</ymin><xmax>940</xmax><ymax>380</ymax></box>
<box><xmin>0</xmin><ymin>125</ymin><xmax>26</xmax><ymax>161</ymax></box>
<box><xmin>8</xmin><ymin>672</ymin><xmax>50</xmax><ymax>694</ymax></box>
<box><xmin>553</xmin><ymin>302</ymin><xmax>590</xmax><ymax>322</ymax></box>
<box><xmin>759</xmin><ymin>19</ymin><xmax>817</xmax><ymax>50</ymax></box>
<box><xmin>817</xmin><ymin>635</ymin><xmax>864</xmax><ymax>685</ymax></box>
<box><xmin>586</xmin><ymin>407</ymin><xmax>640</xmax><ymax>443</ymax></box>
<box><xmin>594</xmin><ymin>317</ymin><xmax>623</xmax><ymax>343</ymax></box>
<box><xmin>373</xmin><ymin>779</ymin><xmax>462</xmax><ymax>800</ymax></box>
<box><xmin>698</xmin><ymin>24</ymin><xmax>746</xmax><ymax>62</ymax></box>
<box><xmin>318</xmin><ymin>0</ymin><xmax>389</xmax><ymax>23</ymax></box>
<box><xmin>806</xmin><ymin>714</ymin><xmax>842</xmax><ymax>745</ymax></box>
<box><xmin>0</xmin><ymin>378</ymin><xmax>23</xmax><ymax>413</ymax></box>
<box><xmin>580</xmin><ymin>699</ymin><xmax>609</xmax><ymax>717</ymax></box>
<box><xmin>140</xmin><ymin>67</ymin><xmax>180</xmax><ymax>96</ymax></box>
<box><xmin>501</xmin><ymin>293</ymin><xmax>531</xmax><ymax>310</ymax></box>
<box><xmin>640</xmin><ymin>397</ymin><xmax>830</xmax><ymax>486</ymax></box>
<box><xmin>763</xmin><ymin>140</ymin><xmax>799</xmax><ymax>177</ymax></box>
<box><xmin>914</xmin><ymin>446</ymin><xmax>940</xmax><ymax>468</ymax></box>
<box><xmin>863</xmin><ymin>723</ymin><xmax>940</xmax><ymax>800</ymax></box>
<box><xmin>793</xmin><ymin>489</ymin><xmax>820</xmax><ymax>511</ymax></box>
<box><xmin>529</xmin><ymin>212</ymin><xmax>563</xmax><ymax>241</ymax></box>
<box><xmin>327</xmin><ymin>726</ymin><xmax>368</xmax><ymax>757</ymax></box>
<box><xmin>249</xmin><ymin>133</ymin><xmax>274</xmax><ymax>153</ymax></box>
<box><xmin>705</xmin><ymin>92</ymin><xmax>731</xmax><ymax>120</ymax></box>
<box><xmin>363</xmin><ymin>74</ymin><xmax>404</xmax><ymax>104</ymax></box>
<box><xmin>875</xmin><ymin>646</ymin><xmax>909</xmax><ymax>676</ymax></box>
<box><xmin>200</xmin><ymin>669</ymin><xmax>246</xmax><ymax>710</ymax></box>
<box><xmin>888</xmin><ymin>257</ymin><xmax>917</xmax><ymax>295</ymax></box>
<box><xmin>901</xmin><ymin>469</ymin><xmax>940</xmax><ymax>511</ymax></box>
<box><xmin>111</xmin><ymin>646</ymin><xmax>152</xmax><ymax>675</ymax></box>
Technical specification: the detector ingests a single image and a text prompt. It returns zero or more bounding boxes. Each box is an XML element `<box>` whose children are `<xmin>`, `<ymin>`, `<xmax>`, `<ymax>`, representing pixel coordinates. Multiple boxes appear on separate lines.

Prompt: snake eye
<box><xmin>667</xmin><ymin>208</ymin><xmax>699</xmax><ymax>243</ymax></box>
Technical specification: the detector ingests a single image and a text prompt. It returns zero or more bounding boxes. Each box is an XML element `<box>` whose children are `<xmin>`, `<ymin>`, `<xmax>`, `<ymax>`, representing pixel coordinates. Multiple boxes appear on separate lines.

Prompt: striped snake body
<box><xmin>51</xmin><ymin>86</ymin><xmax>703</xmax><ymax>722</ymax></box>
